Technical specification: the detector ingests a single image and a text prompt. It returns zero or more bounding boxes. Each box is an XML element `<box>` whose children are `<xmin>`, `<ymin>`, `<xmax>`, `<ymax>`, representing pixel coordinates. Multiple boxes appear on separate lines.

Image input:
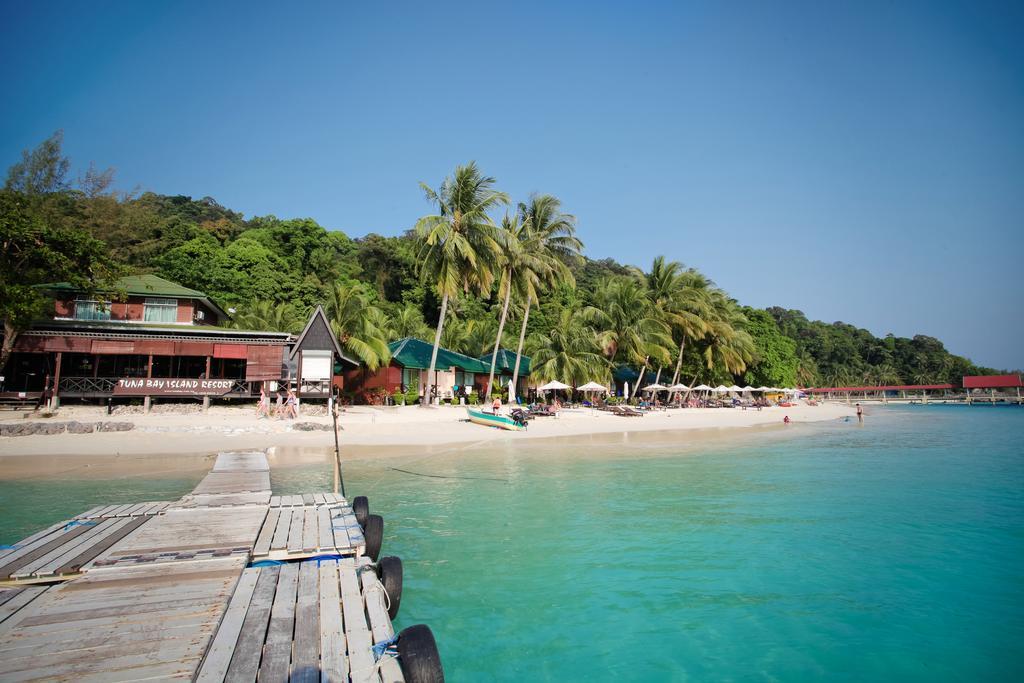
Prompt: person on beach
<box><xmin>256</xmin><ymin>387</ymin><xmax>270</xmax><ymax>419</ymax></box>
<box><xmin>856</xmin><ymin>403</ymin><xmax>863</xmax><ymax>423</ymax></box>
<box><xmin>275</xmin><ymin>389</ymin><xmax>285</xmax><ymax>418</ymax></box>
<box><xmin>492</xmin><ymin>396</ymin><xmax>501</xmax><ymax>415</ymax></box>
<box><xmin>783</xmin><ymin>415</ymin><xmax>790</xmax><ymax>424</ymax></box>
<box><xmin>285</xmin><ymin>388</ymin><xmax>298</xmax><ymax>419</ymax></box>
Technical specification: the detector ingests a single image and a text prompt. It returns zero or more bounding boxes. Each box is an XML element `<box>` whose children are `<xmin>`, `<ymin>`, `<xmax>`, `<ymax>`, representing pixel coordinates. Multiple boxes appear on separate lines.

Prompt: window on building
<box><xmin>402</xmin><ymin>367</ymin><xmax>419</xmax><ymax>389</ymax></box>
<box><xmin>144</xmin><ymin>298</ymin><xmax>178</xmax><ymax>323</ymax></box>
<box><xmin>74</xmin><ymin>298</ymin><xmax>110</xmax><ymax>321</ymax></box>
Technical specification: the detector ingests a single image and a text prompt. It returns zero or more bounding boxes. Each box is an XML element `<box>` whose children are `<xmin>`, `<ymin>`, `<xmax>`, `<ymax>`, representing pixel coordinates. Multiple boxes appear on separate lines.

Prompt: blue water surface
<box><xmin>286</xmin><ymin>406</ymin><xmax>1023</xmax><ymax>681</ymax></box>
<box><xmin>2</xmin><ymin>405</ymin><xmax>1022</xmax><ymax>680</ymax></box>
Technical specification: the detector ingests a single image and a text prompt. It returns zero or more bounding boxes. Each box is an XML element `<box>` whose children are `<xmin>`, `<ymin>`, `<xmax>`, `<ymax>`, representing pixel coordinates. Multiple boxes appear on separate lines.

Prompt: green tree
<box><xmin>527</xmin><ymin>308</ymin><xmax>609</xmax><ymax>385</ymax></box>
<box><xmin>741</xmin><ymin>308</ymin><xmax>798</xmax><ymax>388</ymax></box>
<box><xmin>508</xmin><ymin>194</ymin><xmax>582</xmax><ymax>393</ymax></box>
<box><xmin>323</xmin><ymin>281</ymin><xmax>391</xmax><ymax>371</ymax></box>
<box><xmin>4</xmin><ymin>130</ymin><xmax>71</xmax><ymax>195</ymax></box>
<box><xmin>229</xmin><ymin>300</ymin><xmax>304</xmax><ymax>333</ymax></box>
<box><xmin>415</xmin><ymin>162</ymin><xmax>508</xmax><ymax>403</ymax></box>
<box><xmin>1</xmin><ymin>191</ymin><xmax>121</xmax><ymax>371</ymax></box>
<box><xmin>585</xmin><ymin>277</ymin><xmax>673</xmax><ymax>399</ymax></box>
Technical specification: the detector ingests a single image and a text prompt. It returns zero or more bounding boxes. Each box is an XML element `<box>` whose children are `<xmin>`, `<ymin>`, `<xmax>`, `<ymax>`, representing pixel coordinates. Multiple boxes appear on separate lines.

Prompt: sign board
<box><xmin>113</xmin><ymin>378</ymin><xmax>236</xmax><ymax>396</ymax></box>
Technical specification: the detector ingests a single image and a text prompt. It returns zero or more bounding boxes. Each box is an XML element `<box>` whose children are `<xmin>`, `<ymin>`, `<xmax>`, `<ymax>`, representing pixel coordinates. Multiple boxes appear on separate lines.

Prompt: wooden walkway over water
<box><xmin>0</xmin><ymin>451</ymin><xmax>438</xmax><ymax>682</ymax></box>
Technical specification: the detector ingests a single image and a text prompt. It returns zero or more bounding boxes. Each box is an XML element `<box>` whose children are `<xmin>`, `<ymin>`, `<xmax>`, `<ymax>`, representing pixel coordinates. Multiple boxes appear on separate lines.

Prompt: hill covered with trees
<box><xmin>1</xmin><ymin>132</ymin><xmax>1002</xmax><ymax>394</ymax></box>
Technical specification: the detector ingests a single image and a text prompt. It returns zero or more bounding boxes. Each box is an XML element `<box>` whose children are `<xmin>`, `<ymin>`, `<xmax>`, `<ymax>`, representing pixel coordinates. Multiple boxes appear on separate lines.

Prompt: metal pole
<box><xmin>331</xmin><ymin>398</ymin><xmax>345</xmax><ymax>496</ymax></box>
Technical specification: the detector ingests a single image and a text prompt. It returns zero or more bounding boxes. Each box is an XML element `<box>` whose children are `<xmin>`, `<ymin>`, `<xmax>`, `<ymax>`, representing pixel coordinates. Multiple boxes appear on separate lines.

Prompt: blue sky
<box><xmin>2</xmin><ymin>1</ymin><xmax>1022</xmax><ymax>369</ymax></box>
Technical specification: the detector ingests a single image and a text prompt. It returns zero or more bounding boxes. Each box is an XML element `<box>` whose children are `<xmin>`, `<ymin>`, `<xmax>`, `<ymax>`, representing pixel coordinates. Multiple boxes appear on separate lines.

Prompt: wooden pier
<box><xmin>0</xmin><ymin>451</ymin><xmax>443</xmax><ymax>682</ymax></box>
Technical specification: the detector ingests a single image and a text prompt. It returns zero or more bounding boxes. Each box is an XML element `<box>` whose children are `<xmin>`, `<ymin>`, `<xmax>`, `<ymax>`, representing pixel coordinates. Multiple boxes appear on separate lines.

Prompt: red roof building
<box><xmin>962</xmin><ymin>375</ymin><xmax>1023</xmax><ymax>389</ymax></box>
<box><xmin>805</xmin><ymin>384</ymin><xmax>953</xmax><ymax>393</ymax></box>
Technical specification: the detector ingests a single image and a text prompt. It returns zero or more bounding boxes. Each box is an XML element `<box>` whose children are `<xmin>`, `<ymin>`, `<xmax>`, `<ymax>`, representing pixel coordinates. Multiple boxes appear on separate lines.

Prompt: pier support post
<box><xmin>203</xmin><ymin>396</ymin><xmax>210</xmax><ymax>412</ymax></box>
<box><xmin>143</xmin><ymin>396</ymin><xmax>151</xmax><ymax>413</ymax></box>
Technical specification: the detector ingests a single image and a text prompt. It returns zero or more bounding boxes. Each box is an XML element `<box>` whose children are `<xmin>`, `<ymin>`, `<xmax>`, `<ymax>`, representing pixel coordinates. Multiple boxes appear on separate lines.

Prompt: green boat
<box><xmin>465</xmin><ymin>407</ymin><xmax>526</xmax><ymax>431</ymax></box>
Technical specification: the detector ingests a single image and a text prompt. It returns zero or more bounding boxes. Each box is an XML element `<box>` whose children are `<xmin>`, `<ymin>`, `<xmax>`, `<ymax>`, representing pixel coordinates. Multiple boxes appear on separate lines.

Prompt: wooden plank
<box><xmin>269</xmin><ymin>495</ymin><xmax>282</xmax><ymax>507</ymax></box>
<box><xmin>356</xmin><ymin>557</ymin><xmax>404</xmax><ymax>682</ymax></box>
<box><xmin>253</xmin><ymin>508</ymin><xmax>280</xmax><ymax>557</ymax></box>
<box><xmin>12</xmin><ymin>518</ymin><xmax>127</xmax><ymax>578</ymax></box>
<box><xmin>339</xmin><ymin>558</ymin><xmax>377</xmax><ymax>683</ymax></box>
<box><xmin>195</xmin><ymin>567</ymin><xmax>260</xmax><ymax>683</ymax></box>
<box><xmin>51</xmin><ymin>516</ymin><xmax>150</xmax><ymax>576</ymax></box>
<box><xmin>0</xmin><ymin>521</ymin><xmax>67</xmax><ymax>562</ymax></box>
<box><xmin>332</xmin><ymin>510</ymin><xmax>352</xmax><ymax>550</ymax></box>
<box><xmin>212</xmin><ymin>451</ymin><xmax>269</xmax><ymax>472</ymax></box>
<box><xmin>287</xmin><ymin>508</ymin><xmax>306</xmax><ymax>554</ymax></box>
<box><xmin>105</xmin><ymin>503</ymin><xmax>135</xmax><ymax>517</ymax></box>
<box><xmin>291</xmin><ymin>561</ymin><xmax>320</xmax><ymax>683</ymax></box>
<box><xmin>0</xmin><ymin>586</ymin><xmax>47</xmax><ymax>625</ymax></box>
<box><xmin>302</xmin><ymin>493</ymin><xmax>316</xmax><ymax>505</ymax></box>
<box><xmin>301</xmin><ymin>508</ymin><xmax>318</xmax><ymax>553</ymax></box>
<box><xmin>94</xmin><ymin>507</ymin><xmax>267</xmax><ymax>562</ymax></box>
<box><xmin>224</xmin><ymin>565</ymin><xmax>278</xmax><ymax>682</ymax></box>
<box><xmin>0</xmin><ymin>524</ymin><xmax>94</xmax><ymax>579</ymax></box>
<box><xmin>191</xmin><ymin>471</ymin><xmax>271</xmax><ymax>495</ymax></box>
<box><xmin>313</xmin><ymin>492</ymin><xmax>327</xmax><ymax>504</ymax></box>
<box><xmin>271</xmin><ymin>508</ymin><xmax>293</xmax><ymax>551</ymax></box>
<box><xmin>74</xmin><ymin>505</ymin><xmax>106</xmax><ymax>520</ymax></box>
<box><xmin>319</xmin><ymin>560</ymin><xmax>348</xmax><ymax>683</ymax></box>
<box><xmin>258</xmin><ymin>562</ymin><xmax>299</xmax><ymax>682</ymax></box>
<box><xmin>317</xmin><ymin>506</ymin><xmax>335</xmax><ymax>551</ymax></box>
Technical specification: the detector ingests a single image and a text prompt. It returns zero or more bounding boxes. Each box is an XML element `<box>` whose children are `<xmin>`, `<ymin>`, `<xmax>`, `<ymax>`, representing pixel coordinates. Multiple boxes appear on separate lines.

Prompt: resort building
<box><xmin>962</xmin><ymin>374</ymin><xmax>1023</xmax><ymax>403</ymax></box>
<box><xmin>289</xmin><ymin>305</ymin><xmax>359</xmax><ymax>399</ymax></box>
<box><xmin>0</xmin><ymin>274</ymin><xmax>292</xmax><ymax>409</ymax></box>
<box><xmin>345</xmin><ymin>337</ymin><xmax>492</xmax><ymax>403</ymax></box>
<box><xmin>478</xmin><ymin>348</ymin><xmax>531</xmax><ymax>395</ymax></box>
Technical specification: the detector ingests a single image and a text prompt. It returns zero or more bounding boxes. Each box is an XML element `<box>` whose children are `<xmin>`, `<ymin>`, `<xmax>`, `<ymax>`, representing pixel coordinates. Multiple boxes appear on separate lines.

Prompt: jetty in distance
<box><xmin>0</xmin><ymin>451</ymin><xmax>444</xmax><ymax>682</ymax></box>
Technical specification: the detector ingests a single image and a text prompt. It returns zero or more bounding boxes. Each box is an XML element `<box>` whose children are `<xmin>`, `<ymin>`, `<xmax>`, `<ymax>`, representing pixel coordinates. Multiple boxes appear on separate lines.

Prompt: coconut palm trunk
<box><xmin>669</xmin><ymin>337</ymin><xmax>687</xmax><ymax>403</ymax></box>
<box><xmin>423</xmin><ymin>292</ymin><xmax>449</xmax><ymax>406</ymax></box>
<box><xmin>510</xmin><ymin>300</ymin><xmax>532</xmax><ymax>399</ymax></box>
<box><xmin>630</xmin><ymin>357</ymin><xmax>649</xmax><ymax>401</ymax></box>
<box><xmin>486</xmin><ymin>271</ymin><xmax>513</xmax><ymax>400</ymax></box>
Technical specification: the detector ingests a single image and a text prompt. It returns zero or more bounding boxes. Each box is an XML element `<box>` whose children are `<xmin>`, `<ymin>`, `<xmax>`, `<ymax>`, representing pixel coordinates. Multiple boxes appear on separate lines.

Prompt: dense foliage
<box><xmin>0</xmin><ymin>133</ymin><xmax>1004</xmax><ymax>390</ymax></box>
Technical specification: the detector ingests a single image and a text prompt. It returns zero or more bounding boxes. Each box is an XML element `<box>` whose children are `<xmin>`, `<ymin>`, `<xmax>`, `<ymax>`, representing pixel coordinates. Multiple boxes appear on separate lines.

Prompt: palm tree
<box><xmin>484</xmin><ymin>213</ymin><xmax>540</xmax><ymax>398</ymax></box>
<box><xmin>584</xmin><ymin>277</ymin><xmax>672</xmax><ymax>399</ymax></box>
<box><xmin>641</xmin><ymin>258</ymin><xmax>713</xmax><ymax>396</ymax></box>
<box><xmin>323</xmin><ymin>281</ymin><xmax>391</xmax><ymax>371</ymax></box>
<box><xmin>415</xmin><ymin>162</ymin><xmax>508</xmax><ymax>404</ymax></box>
<box><xmin>508</xmin><ymin>194</ymin><xmax>583</xmax><ymax>395</ymax></box>
<box><xmin>388</xmin><ymin>304</ymin><xmax>431</xmax><ymax>341</ymax></box>
<box><xmin>526</xmin><ymin>308</ymin><xmax>609</xmax><ymax>385</ymax></box>
<box><xmin>699</xmin><ymin>293</ymin><xmax>755</xmax><ymax>379</ymax></box>
<box><xmin>229</xmin><ymin>300</ymin><xmax>304</xmax><ymax>333</ymax></box>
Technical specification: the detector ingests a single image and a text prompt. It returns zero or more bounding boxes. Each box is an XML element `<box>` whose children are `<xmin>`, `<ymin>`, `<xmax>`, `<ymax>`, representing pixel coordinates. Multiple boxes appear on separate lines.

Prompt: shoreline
<box><xmin>0</xmin><ymin>402</ymin><xmax>856</xmax><ymax>478</ymax></box>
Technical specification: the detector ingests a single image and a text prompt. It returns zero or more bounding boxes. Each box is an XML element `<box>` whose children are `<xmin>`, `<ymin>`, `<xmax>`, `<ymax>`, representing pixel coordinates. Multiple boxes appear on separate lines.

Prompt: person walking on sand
<box><xmin>275</xmin><ymin>389</ymin><xmax>285</xmax><ymax>419</ymax></box>
<box><xmin>492</xmin><ymin>396</ymin><xmax>501</xmax><ymax>415</ymax></box>
<box><xmin>256</xmin><ymin>387</ymin><xmax>270</xmax><ymax>419</ymax></box>
<box><xmin>856</xmin><ymin>403</ymin><xmax>864</xmax><ymax>423</ymax></box>
<box><xmin>285</xmin><ymin>388</ymin><xmax>298</xmax><ymax>419</ymax></box>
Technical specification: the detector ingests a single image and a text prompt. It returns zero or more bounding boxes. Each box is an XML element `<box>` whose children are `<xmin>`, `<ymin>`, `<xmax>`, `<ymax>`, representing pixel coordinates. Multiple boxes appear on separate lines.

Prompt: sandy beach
<box><xmin>0</xmin><ymin>401</ymin><xmax>855</xmax><ymax>469</ymax></box>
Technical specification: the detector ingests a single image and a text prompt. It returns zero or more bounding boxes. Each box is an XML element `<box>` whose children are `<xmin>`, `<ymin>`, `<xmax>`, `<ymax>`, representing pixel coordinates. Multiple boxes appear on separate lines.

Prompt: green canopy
<box><xmin>388</xmin><ymin>337</ymin><xmax>490</xmax><ymax>374</ymax></box>
<box><xmin>478</xmin><ymin>348</ymin><xmax>531</xmax><ymax>376</ymax></box>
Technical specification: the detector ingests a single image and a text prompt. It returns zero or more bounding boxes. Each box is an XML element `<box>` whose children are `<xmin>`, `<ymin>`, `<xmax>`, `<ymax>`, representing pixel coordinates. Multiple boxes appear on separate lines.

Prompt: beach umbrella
<box><xmin>741</xmin><ymin>385</ymin><xmax>754</xmax><ymax>392</ymax></box>
<box><xmin>756</xmin><ymin>386</ymin><xmax>770</xmax><ymax>392</ymax></box>
<box><xmin>643</xmin><ymin>383</ymin><xmax>668</xmax><ymax>391</ymax></box>
<box><xmin>713</xmin><ymin>385</ymin><xmax>729</xmax><ymax>392</ymax></box>
<box><xmin>693</xmin><ymin>384</ymin><xmax>712</xmax><ymax>391</ymax></box>
<box><xmin>578</xmin><ymin>381</ymin><xmax>609</xmax><ymax>392</ymax></box>
<box><xmin>667</xmin><ymin>383</ymin><xmax>689</xmax><ymax>391</ymax></box>
<box><xmin>728</xmin><ymin>385</ymin><xmax>742</xmax><ymax>392</ymax></box>
<box><xmin>623</xmin><ymin>381</ymin><xmax>629</xmax><ymax>398</ymax></box>
<box><xmin>538</xmin><ymin>380</ymin><xmax>571</xmax><ymax>392</ymax></box>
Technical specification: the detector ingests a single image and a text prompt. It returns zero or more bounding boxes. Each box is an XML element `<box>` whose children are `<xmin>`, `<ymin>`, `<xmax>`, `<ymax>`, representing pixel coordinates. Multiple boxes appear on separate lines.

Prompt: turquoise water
<box><xmin>2</xmin><ymin>406</ymin><xmax>1022</xmax><ymax>680</ymax></box>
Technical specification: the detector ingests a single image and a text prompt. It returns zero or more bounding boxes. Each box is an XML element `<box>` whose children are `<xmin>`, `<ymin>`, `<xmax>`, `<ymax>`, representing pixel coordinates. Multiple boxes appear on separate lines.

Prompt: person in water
<box><xmin>856</xmin><ymin>403</ymin><xmax>864</xmax><ymax>423</ymax></box>
<box><xmin>783</xmin><ymin>415</ymin><xmax>791</xmax><ymax>424</ymax></box>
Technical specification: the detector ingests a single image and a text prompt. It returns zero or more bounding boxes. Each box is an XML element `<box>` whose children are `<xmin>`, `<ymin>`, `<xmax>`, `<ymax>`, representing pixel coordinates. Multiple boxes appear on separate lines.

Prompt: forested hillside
<box><xmin>1</xmin><ymin>133</ymin><xmax>1001</xmax><ymax>390</ymax></box>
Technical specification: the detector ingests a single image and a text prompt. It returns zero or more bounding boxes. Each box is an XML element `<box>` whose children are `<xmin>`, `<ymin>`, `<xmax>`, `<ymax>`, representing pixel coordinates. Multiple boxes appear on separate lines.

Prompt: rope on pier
<box><xmin>63</xmin><ymin>520</ymin><xmax>97</xmax><ymax>530</ymax></box>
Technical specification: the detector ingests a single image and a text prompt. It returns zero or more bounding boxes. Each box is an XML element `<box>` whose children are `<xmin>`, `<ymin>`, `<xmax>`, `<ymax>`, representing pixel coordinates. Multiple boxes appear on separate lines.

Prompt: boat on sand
<box><xmin>465</xmin><ymin>407</ymin><xmax>526</xmax><ymax>431</ymax></box>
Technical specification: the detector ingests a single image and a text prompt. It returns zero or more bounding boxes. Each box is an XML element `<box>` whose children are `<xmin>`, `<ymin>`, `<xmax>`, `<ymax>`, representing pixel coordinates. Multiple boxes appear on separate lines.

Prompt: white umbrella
<box><xmin>713</xmin><ymin>385</ymin><xmax>729</xmax><ymax>392</ymax></box>
<box><xmin>756</xmin><ymin>386</ymin><xmax>770</xmax><ymax>392</ymax></box>
<box><xmin>728</xmin><ymin>385</ymin><xmax>742</xmax><ymax>392</ymax></box>
<box><xmin>693</xmin><ymin>384</ymin><xmax>713</xmax><ymax>391</ymax></box>
<box><xmin>538</xmin><ymin>380</ymin><xmax>571</xmax><ymax>392</ymax></box>
<box><xmin>623</xmin><ymin>381</ymin><xmax>629</xmax><ymax>397</ymax></box>
<box><xmin>578</xmin><ymin>381</ymin><xmax>609</xmax><ymax>392</ymax></box>
<box><xmin>667</xmin><ymin>383</ymin><xmax>689</xmax><ymax>391</ymax></box>
<box><xmin>643</xmin><ymin>383</ymin><xmax>668</xmax><ymax>391</ymax></box>
<box><xmin>741</xmin><ymin>385</ymin><xmax>754</xmax><ymax>392</ymax></box>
